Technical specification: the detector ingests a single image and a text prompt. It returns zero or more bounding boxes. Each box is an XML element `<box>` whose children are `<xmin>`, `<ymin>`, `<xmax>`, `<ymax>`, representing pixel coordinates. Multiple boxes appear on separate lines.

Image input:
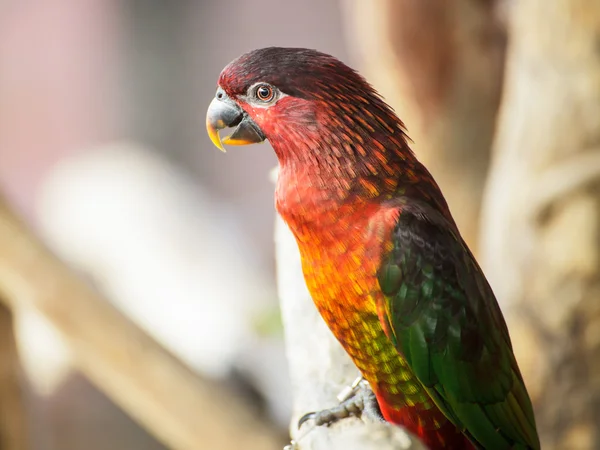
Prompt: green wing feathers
<box><xmin>376</xmin><ymin>201</ymin><xmax>540</xmax><ymax>450</ymax></box>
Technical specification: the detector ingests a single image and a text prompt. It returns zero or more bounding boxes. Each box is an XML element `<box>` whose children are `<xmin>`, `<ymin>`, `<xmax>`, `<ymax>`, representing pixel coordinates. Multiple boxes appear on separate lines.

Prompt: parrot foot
<box><xmin>297</xmin><ymin>376</ymin><xmax>384</xmax><ymax>429</ymax></box>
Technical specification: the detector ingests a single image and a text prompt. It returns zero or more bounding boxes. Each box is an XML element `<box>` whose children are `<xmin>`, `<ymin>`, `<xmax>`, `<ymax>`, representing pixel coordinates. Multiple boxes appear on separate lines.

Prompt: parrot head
<box><xmin>206</xmin><ymin>47</ymin><xmax>408</xmax><ymax>162</ymax></box>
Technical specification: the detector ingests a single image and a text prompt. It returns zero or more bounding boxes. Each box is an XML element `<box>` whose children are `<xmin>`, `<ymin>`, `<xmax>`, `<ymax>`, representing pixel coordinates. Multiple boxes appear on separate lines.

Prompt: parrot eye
<box><xmin>255</xmin><ymin>84</ymin><xmax>275</xmax><ymax>102</ymax></box>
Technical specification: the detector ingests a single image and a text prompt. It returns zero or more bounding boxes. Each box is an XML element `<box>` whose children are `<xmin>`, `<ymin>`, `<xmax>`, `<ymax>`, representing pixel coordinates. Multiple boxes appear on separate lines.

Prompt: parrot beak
<box><xmin>206</xmin><ymin>88</ymin><xmax>266</xmax><ymax>152</ymax></box>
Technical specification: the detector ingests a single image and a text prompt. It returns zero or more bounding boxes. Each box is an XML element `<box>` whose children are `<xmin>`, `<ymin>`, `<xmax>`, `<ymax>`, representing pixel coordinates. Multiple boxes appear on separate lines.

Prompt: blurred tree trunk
<box><xmin>341</xmin><ymin>0</ymin><xmax>505</xmax><ymax>252</ymax></box>
<box><xmin>480</xmin><ymin>1</ymin><xmax>600</xmax><ymax>448</ymax></box>
<box><xmin>0</xmin><ymin>304</ymin><xmax>29</xmax><ymax>450</ymax></box>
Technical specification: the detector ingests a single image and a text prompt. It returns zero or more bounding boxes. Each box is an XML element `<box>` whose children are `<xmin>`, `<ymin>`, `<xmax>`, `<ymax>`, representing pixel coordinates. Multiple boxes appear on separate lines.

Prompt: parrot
<box><xmin>206</xmin><ymin>47</ymin><xmax>540</xmax><ymax>450</ymax></box>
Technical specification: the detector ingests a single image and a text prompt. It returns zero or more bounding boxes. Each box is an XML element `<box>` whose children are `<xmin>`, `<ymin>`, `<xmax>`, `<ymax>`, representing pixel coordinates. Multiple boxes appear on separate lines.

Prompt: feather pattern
<box><xmin>377</xmin><ymin>199</ymin><xmax>540</xmax><ymax>449</ymax></box>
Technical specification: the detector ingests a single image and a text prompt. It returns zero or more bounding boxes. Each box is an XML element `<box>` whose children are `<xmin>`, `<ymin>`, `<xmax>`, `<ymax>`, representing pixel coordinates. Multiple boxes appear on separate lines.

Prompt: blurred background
<box><xmin>0</xmin><ymin>1</ymin><xmax>599</xmax><ymax>449</ymax></box>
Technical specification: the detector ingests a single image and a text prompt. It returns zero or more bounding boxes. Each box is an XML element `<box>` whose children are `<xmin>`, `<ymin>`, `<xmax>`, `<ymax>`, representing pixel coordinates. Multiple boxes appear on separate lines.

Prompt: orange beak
<box><xmin>206</xmin><ymin>88</ymin><xmax>265</xmax><ymax>152</ymax></box>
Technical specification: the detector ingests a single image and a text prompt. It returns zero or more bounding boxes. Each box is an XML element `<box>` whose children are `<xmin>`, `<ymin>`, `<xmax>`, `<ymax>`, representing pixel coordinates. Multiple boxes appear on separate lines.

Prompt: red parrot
<box><xmin>206</xmin><ymin>47</ymin><xmax>539</xmax><ymax>450</ymax></box>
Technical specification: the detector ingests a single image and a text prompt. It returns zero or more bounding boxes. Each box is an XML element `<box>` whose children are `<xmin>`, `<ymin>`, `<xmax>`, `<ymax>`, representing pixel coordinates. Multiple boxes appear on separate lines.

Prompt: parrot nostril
<box><xmin>216</xmin><ymin>91</ymin><xmax>224</xmax><ymax>100</ymax></box>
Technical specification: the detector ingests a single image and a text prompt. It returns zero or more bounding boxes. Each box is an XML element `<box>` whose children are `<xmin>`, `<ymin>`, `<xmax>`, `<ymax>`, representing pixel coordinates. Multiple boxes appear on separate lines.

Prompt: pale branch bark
<box><xmin>526</xmin><ymin>147</ymin><xmax>600</xmax><ymax>219</ymax></box>
<box><xmin>340</xmin><ymin>0</ymin><xmax>506</xmax><ymax>252</ymax></box>
<box><xmin>480</xmin><ymin>1</ymin><xmax>600</xmax><ymax>448</ymax></box>
<box><xmin>0</xmin><ymin>197</ymin><xmax>282</xmax><ymax>450</ymax></box>
<box><xmin>274</xmin><ymin>214</ymin><xmax>425</xmax><ymax>450</ymax></box>
<box><xmin>0</xmin><ymin>304</ymin><xmax>29</xmax><ymax>450</ymax></box>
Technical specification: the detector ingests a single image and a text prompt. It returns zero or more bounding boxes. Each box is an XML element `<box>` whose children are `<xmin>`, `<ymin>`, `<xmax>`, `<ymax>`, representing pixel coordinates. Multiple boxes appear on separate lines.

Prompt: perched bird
<box><xmin>206</xmin><ymin>47</ymin><xmax>539</xmax><ymax>450</ymax></box>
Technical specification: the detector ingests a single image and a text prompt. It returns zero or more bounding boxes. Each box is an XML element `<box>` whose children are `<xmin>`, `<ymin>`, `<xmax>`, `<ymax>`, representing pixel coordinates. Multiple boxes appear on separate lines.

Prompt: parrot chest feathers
<box><xmin>297</xmin><ymin>230</ymin><xmax>413</xmax><ymax>381</ymax></box>
<box><xmin>293</xmin><ymin>212</ymin><xmax>453</xmax><ymax>431</ymax></box>
<box><xmin>282</xmin><ymin>198</ymin><xmax>427</xmax><ymax>396</ymax></box>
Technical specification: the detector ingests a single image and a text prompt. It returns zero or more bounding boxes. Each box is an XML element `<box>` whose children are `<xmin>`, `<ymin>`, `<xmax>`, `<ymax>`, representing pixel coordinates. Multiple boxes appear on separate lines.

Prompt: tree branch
<box><xmin>0</xmin><ymin>196</ymin><xmax>282</xmax><ymax>450</ymax></box>
<box><xmin>0</xmin><ymin>303</ymin><xmax>29</xmax><ymax>450</ymax></box>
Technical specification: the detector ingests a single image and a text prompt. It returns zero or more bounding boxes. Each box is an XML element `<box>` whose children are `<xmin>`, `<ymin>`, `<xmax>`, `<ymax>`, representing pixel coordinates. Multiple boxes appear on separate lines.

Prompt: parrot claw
<box><xmin>297</xmin><ymin>411</ymin><xmax>318</xmax><ymax>429</ymax></box>
<box><xmin>297</xmin><ymin>377</ymin><xmax>384</xmax><ymax>429</ymax></box>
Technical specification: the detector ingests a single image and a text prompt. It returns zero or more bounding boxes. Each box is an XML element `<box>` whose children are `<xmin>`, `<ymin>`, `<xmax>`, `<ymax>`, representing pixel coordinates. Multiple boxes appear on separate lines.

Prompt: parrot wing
<box><xmin>375</xmin><ymin>199</ymin><xmax>539</xmax><ymax>450</ymax></box>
